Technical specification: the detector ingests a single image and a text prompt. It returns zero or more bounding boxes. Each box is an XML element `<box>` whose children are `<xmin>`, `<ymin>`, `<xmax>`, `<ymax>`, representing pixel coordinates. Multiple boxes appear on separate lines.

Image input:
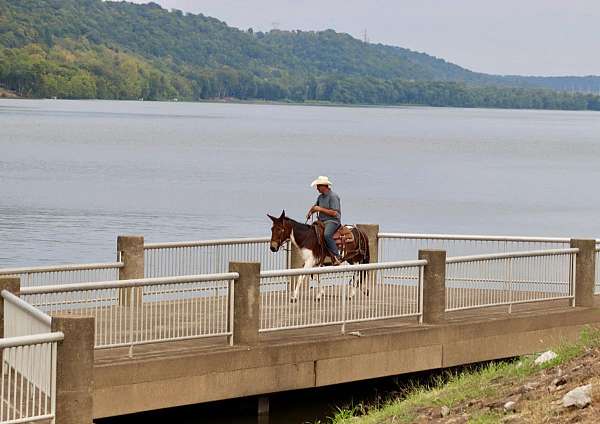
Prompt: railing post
<box><xmin>356</xmin><ymin>224</ymin><xmax>379</xmax><ymax>263</ymax></box>
<box><xmin>418</xmin><ymin>250</ymin><xmax>446</xmax><ymax>324</ymax></box>
<box><xmin>0</xmin><ymin>276</ymin><xmax>20</xmax><ymax>338</ymax></box>
<box><xmin>51</xmin><ymin>314</ymin><xmax>94</xmax><ymax>424</ymax></box>
<box><xmin>570</xmin><ymin>239</ymin><xmax>596</xmax><ymax>307</ymax></box>
<box><xmin>117</xmin><ymin>235</ymin><xmax>144</xmax><ymax>306</ymax></box>
<box><xmin>229</xmin><ymin>261</ymin><xmax>260</xmax><ymax>346</ymax></box>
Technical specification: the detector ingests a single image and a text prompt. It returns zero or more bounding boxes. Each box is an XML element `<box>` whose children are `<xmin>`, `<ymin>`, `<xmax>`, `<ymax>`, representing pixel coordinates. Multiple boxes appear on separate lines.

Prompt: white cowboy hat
<box><xmin>310</xmin><ymin>176</ymin><xmax>332</xmax><ymax>187</ymax></box>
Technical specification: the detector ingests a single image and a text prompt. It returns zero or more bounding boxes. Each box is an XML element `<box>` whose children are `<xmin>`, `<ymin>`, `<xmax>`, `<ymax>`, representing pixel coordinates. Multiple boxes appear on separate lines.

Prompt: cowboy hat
<box><xmin>310</xmin><ymin>176</ymin><xmax>332</xmax><ymax>187</ymax></box>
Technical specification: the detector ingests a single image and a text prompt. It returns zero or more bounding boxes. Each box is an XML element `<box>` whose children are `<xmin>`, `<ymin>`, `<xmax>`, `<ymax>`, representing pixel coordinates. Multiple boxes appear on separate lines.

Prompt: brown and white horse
<box><xmin>267</xmin><ymin>210</ymin><xmax>369</xmax><ymax>301</ymax></box>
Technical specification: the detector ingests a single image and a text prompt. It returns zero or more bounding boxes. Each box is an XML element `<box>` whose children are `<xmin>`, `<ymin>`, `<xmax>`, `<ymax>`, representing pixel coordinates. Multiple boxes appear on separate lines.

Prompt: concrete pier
<box><xmin>52</xmin><ymin>315</ymin><xmax>95</xmax><ymax>424</ymax></box>
<box><xmin>1</xmin><ymin>232</ymin><xmax>599</xmax><ymax>422</ymax></box>
<box><xmin>92</xmin><ymin>302</ymin><xmax>600</xmax><ymax>418</ymax></box>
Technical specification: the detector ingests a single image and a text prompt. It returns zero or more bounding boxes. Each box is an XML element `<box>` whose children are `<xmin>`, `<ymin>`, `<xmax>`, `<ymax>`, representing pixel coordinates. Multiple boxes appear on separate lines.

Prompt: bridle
<box><xmin>272</xmin><ymin>219</ymin><xmax>292</xmax><ymax>252</ymax></box>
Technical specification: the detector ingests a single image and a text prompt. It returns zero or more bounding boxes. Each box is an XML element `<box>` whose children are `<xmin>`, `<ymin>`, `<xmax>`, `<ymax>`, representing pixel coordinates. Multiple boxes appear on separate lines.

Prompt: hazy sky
<box><xmin>128</xmin><ymin>0</ymin><xmax>600</xmax><ymax>76</ymax></box>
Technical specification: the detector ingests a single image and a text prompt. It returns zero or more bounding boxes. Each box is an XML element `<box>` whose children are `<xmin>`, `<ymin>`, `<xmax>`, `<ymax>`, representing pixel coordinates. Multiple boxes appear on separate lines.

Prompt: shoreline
<box><xmin>1</xmin><ymin>95</ymin><xmax>598</xmax><ymax>113</ymax></box>
<box><xmin>0</xmin><ymin>87</ymin><xmax>21</xmax><ymax>99</ymax></box>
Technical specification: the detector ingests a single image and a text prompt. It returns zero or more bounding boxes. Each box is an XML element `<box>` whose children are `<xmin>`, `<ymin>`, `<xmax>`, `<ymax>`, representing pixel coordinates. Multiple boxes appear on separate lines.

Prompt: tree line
<box><xmin>1</xmin><ymin>0</ymin><xmax>600</xmax><ymax>110</ymax></box>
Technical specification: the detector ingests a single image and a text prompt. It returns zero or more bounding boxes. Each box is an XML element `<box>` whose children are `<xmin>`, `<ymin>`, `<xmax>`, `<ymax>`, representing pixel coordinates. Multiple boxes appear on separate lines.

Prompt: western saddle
<box><xmin>311</xmin><ymin>221</ymin><xmax>356</xmax><ymax>265</ymax></box>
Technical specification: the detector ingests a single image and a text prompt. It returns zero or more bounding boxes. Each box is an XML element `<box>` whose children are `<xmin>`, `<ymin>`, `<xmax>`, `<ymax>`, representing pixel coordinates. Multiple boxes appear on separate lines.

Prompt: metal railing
<box><xmin>0</xmin><ymin>333</ymin><xmax>63</xmax><ymax>424</ymax></box>
<box><xmin>379</xmin><ymin>233</ymin><xmax>573</xmax><ymax>262</ymax></box>
<box><xmin>21</xmin><ymin>273</ymin><xmax>238</xmax><ymax>353</ymax></box>
<box><xmin>144</xmin><ymin>237</ymin><xmax>289</xmax><ymax>277</ymax></box>
<box><xmin>259</xmin><ymin>260</ymin><xmax>426</xmax><ymax>334</ymax></box>
<box><xmin>445</xmin><ymin>248</ymin><xmax>578</xmax><ymax>312</ymax></box>
<box><xmin>0</xmin><ymin>261</ymin><xmax>123</xmax><ymax>288</ymax></box>
<box><xmin>1</xmin><ymin>290</ymin><xmax>62</xmax><ymax>424</ymax></box>
<box><xmin>2</xmin><ymin>291</ymin><xmax>52</xmax><ymax>338</ymax></box>
<box><xmin>2</xmin><ymin>291</ymin><xmax>55</xmax><ymax>407</ymax></box>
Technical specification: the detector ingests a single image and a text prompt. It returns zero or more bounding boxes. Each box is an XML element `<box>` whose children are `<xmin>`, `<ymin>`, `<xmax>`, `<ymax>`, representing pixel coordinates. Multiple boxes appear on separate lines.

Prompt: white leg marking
<box><xmin>291</xmin><ymin>248</ymin><xmax>315</xmax><ymax>301</ymax></box>
<box><xmin>315</xmin><ymin>273</ymin><xmax>325</xmax><ymax>302</ymax></box>
<box><xmin>348</xmin><ymin>271</ymin><xmax>357</xmax><ymax>299</ymax></box>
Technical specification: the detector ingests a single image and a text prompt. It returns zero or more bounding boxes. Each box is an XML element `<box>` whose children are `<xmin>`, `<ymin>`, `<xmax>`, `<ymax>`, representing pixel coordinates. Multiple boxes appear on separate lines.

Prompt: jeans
<box><xmin>323</xmin><ymin>221</ymin><xmax>341</xmax><ymax>258</ymax></box>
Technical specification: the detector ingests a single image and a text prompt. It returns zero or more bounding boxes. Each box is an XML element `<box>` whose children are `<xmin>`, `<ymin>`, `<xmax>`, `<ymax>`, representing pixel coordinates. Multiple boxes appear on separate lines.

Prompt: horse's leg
<box><xmin>289</xmin><ymin>274</ymin><xmax>299</xmax><ymax>303</ymax></box>
<box><xmin>349</xmin><ymin>269</ymin><xmax>357</xmax><ymax>299</ymax></box>
<box><xmin>291</xmin><ymin>250</ymin><xmax>316</xmax><ymax>302</ymax></box>
<box><xmin>291</xmin><ymin>272</ymin><xmax>308</xmax><ymax>303</ymax></box>
<box><xmin>361</xmin><ymin>270</ymin><xmax>370</xmax><ymax>296</ymax></box>
<box><xmin>346</xmin><ymin>256</ymin><xmax>369</xmax><ymax>299</ymax></box>
<box><xmin>315</xmin><ymin>272</ymin><xmax>328</xmax><ymax>301</ymax></box>
<box><xmin>354</xmin><ymin>234</ymin><xmax>371</xmax><ymax>297</ymax></box>
<box><xmin>345</xmin><ymin>249</ymin><xmax>359</xmax><ymax>300</ymax></box>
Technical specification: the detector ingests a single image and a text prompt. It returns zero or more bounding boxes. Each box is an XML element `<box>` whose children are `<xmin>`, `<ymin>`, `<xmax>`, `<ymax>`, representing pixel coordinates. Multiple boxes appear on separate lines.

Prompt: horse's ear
<box><xmin>267</xmin><ymin>214</ymin><xmax>277</xmax><ymax>222</ymax></box>
<box><xmin>279</xmin><ymin>210</ymin><xmax>286</xmax><ymax>219</ymax></box>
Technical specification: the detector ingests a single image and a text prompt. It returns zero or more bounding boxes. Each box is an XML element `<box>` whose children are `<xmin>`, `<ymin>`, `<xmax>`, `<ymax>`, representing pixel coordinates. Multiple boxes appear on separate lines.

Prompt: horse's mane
<box><xmin>283</xmin><ymin>216</ymin><xmax>310</xmax><ymax>230</ymax></box>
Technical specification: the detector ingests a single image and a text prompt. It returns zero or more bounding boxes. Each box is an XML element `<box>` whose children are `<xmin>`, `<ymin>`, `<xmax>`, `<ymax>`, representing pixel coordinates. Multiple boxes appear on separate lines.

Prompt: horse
<box><xmin>267</xmin><ymin>210</ymin><xmax>370</xmax><ymax>302</ymax></box>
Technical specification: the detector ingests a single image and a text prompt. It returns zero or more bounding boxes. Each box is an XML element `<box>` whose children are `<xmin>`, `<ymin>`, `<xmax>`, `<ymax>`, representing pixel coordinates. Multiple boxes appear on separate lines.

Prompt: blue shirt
<box><xmin>315</xmin><ymin>190</ymin><xmax>341</xmax><ymax>224</ymax></box>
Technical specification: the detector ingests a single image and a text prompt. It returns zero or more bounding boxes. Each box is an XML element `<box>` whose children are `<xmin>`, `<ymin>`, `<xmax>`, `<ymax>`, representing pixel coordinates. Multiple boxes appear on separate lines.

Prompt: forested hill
<box><xmin>1</xmin><ymin>0</ymin><xmax>599</xmax><ymax>110</ymax></box>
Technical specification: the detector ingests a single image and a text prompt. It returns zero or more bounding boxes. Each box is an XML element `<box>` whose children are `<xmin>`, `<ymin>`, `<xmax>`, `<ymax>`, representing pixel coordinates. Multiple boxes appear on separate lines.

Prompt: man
<box><xmin>306</xmin><ymin>176</ymin><xmax>343</xmax><ymax>265</ymax></box>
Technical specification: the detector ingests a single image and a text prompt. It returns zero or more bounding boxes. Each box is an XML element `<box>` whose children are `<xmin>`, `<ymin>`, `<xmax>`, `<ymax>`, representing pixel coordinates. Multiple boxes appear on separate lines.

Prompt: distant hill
<box><xmin>1</xmin><ymin>0</ymin><xmax>599</xmax><ymax>110</ymax></box>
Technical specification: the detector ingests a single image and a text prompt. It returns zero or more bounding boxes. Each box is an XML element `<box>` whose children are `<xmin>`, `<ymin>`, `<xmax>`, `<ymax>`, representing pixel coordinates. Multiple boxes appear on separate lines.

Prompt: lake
<box><xmin>2</xmin><ymin>99</ymin><xmax>600</xmax><ymax>268</ymax></box>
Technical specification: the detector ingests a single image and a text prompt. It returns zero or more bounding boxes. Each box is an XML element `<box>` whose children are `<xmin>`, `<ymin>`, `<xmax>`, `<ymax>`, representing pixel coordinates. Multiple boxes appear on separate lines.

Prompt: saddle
<box><xmin>311</xmin><ymin>221</ymin><xmax>356</xmax><ymax>264</ymax></box>
<box><xmin>333</xmin><ymin>225</ymin><xmax>356</xmax><ymax>249</ymax></box>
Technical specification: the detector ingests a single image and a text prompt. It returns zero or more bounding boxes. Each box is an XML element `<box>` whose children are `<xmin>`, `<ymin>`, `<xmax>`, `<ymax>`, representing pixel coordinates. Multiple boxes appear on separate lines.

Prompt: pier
<box><xmin>1</xmin><ymin>228</ymin><xmax>599</xmax><ymax>423</ymax></box>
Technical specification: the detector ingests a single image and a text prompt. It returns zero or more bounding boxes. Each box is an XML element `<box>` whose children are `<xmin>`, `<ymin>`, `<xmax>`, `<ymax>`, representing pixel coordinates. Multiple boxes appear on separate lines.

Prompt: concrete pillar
<box><xmin>51</xmin><ymin>314</ymin><xmax>94</xmax><ymax>424</ymax></box>
<box><xmin>356</xmin><ymin>224</ymin><xmax>379</xmax><ymax>263</ymax></box>
<box><xmin>0</xmin><ymin>276</ymin><xmax>20</xmax><ymax>338</ymax></box>
<box><xmin>117</xmin><ymin>235</ymin><xmax>144</xmax><ymax>280</ymax></box>
<box><xmin>229</xmin><ymin>262</ymin><xmax>260</xmax><ymax>346</ymax></box>
<box><xmin>419</xmin><ymin>250</ymin><xmax>446</xmax><ymax>324</ymax></box>
<box><xmin>258</xmin><ymin>396</ymin><xmax>270</xmax><ymax>416</ymax></box>
<box><xmin>570</xmin><ymin>239</ymin><xmax>596</xmax><ymax>307</ymax></box>
<box><xmin>117</xmin><ymin>235</ymin><xmax>144</xmax><ymax>306</ymax></box>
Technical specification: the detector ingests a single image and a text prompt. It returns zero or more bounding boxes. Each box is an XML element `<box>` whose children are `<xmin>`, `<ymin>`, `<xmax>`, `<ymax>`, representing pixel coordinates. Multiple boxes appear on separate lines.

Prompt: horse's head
<box><xmin>267</xmin><ymin>210</ymin><xmax>292</xmax><ymax>252</ymax></box>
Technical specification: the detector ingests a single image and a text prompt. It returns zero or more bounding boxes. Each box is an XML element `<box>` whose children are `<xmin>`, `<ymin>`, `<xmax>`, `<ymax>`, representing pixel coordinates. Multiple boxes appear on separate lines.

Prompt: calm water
<box><xmin>2</xmin><ymin>99</ymin><xmax>600</xmax><ymax>268</ymax></box>
<box><xmin>2</xmin><ymin>100</ymin><xmax>599</xmax><ymax>422</ymax></box>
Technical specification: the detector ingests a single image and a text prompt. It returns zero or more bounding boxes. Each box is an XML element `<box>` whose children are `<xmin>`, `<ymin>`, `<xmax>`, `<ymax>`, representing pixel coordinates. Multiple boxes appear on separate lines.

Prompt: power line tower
<box><xmin>362</xmin><ymin>28</ymin><xmax>369</xmax><ymax>44</ymax></box>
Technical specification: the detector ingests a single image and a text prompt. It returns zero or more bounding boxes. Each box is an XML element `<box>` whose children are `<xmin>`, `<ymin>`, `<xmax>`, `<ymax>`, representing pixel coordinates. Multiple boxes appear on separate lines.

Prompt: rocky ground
<box><xmin>412</xmin><ymin>347</ymin><xmax>600</xmax><ymax>423</ymax></box>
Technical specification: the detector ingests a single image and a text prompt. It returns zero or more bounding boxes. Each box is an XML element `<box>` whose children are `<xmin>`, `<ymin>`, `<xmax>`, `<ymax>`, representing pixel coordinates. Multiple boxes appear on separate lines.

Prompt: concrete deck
<box><xmin>54</xmin><ymin>283</ymin><xmax>570</xmax><ymax>348</ymax></box>
<box><xmin>92</xmin><ymin>299</ymin><xmax>600</xmax><ymax>418</ymax></box>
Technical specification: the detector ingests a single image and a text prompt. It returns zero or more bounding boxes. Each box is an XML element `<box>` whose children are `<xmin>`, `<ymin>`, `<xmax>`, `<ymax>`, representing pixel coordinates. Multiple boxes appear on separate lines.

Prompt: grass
<box><xmin>320</xmin><ymin>326</ymin><xmax>600</xmax><ymax>424</ymax></box>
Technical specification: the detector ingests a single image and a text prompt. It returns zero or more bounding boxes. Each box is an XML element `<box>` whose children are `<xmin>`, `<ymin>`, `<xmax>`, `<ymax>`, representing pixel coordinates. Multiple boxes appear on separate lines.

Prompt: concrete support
<box><xmin>570</xmin><ymin>239</ymin><xmax>596</xmax><ymax>307</ymax></box>
<box><xmin>229</xmin><ymin>262</ymin><xmax>260</xmax><ymax>346</ymax></box>
<box><xmin>117</xmin><ymin>235</ymin><xmax>144</xmax><ymax>306</ymax></box>
<box><xmin>356</xmin><ymin>224</ymin><xmax>379</xmax><ymax>263</ymax></box>
<box><xmin>419</xmin><ymin>249</ymin><xmax>447</xmax><ymax>324</ymax></box>
<box><xmin>258</xmin><ymin>396</ymin><xmax>269</xmax><ymax>416</ymax></box>
<box><xmin>52</xmin><ymin>315</ymin><xmax>95</xmax><ymax>424</ymax></box>
<box><xmin>0</xmin><ymin>276</ymin><xmax>20</xmax><ymax>338</ymax></box>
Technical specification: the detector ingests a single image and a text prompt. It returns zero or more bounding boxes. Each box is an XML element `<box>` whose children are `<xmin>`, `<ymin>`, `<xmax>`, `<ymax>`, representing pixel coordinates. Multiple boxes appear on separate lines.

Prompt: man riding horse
<box><xmin>306</xmin><ymin>176</ymin><xmax>343</xmax><ymax>265</ymax></box>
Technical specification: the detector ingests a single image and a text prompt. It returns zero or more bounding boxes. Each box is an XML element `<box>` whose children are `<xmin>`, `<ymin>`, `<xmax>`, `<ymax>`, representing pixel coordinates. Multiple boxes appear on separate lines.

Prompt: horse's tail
<box><xmin>361</xmin><ymin>230</ymin><xmax>370</xmax><ymax>264</ymax></box>
<box><xmin>351</xmin><ymin>227</ymin><xmax>370</xmax><ymax>264</ymax></box>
